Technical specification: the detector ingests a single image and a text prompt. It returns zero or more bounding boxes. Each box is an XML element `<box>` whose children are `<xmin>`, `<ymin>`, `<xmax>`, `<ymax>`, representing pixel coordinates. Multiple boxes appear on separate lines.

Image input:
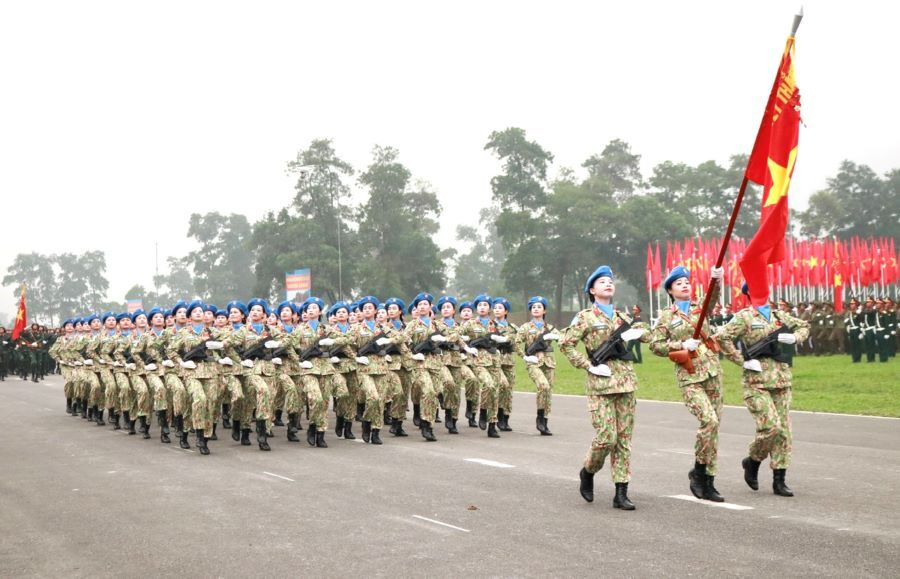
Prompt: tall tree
<box><xmin>451</xmin><ymin>207</ymin><xmax>509</xmax><ymax>299</ymax></box>
<box><xmin>54</xmin><ymin>252</ymin><xmax>89</xmax><ymax>320</ymax></box>
<box><xmin>77</xmin><ymin>250</ymin><xmax>110</xmax><ymax>312</ymax></box>
<box><xmin>582</xmin><ymin>138</ymin><xmax>643</xmax><ymax>202</ymax></box>
<box><xmin>152</xmin><ymin>258</ymin><xmax>194</xmax><ymax>306</ymax></box>
<box><xmin>183</xmin><ymin>212</ymin><xmax>255</xmax><ymax>306</ymax></box>
<box><xmin>3</xmin><ymin>253</ymin><xmax>56</xmax><ymax>324</ymax></box>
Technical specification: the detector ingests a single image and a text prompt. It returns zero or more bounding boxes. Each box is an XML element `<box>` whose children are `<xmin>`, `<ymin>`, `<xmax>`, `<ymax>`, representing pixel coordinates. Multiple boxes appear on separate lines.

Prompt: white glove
<box><xmin>588</xmin><ymin>364</ymin><xmax>612</xmax><ymax>377</ymax></box>
<box><xmin>543</xmin><ymin>333</ymin><xmax>560</xmax><ymax>341</ymax></box>
<box><xmin>162</xmin><ymin>360</ymin><xmax>175</xmax><ymax>368</ymax></box>
<box><xmin>621</xmin><ymin>328</ymin><xmax>645</xmax><ymax>342</ymax></box>
<box><xmin>144</xmin><ymin>363</ymin><xmax>157</xmax><ymax>371</ymax></box>
<box><xmin>126</xmin><ymin>363</ymin><xmax>136</xmax><ymax>370</ymax></box>
<box><xmin>355</xmin><ymin>356</ymin><xmax>370</xmax><ymax>365</ymax></box>
<box><xmin>777</xmin><ymin>333</ymin><xmax>797</xmax><ymax>345</ymax></box>
<box><xmin>99</xmin><ymin>359</ymin><xmax>108</xmax><ymax>364</ymax></box>
<box><xmin>376</xmin><ymin>337</ymin><xmax>391</xmax><ymax>346</ymax></box>
<box><xmin>31</xmin><ymin>342</ymin><xmax>39</xmax><ymax>347</ymax></box>
<box><xmin>859</xmin><ymin>333</ymin><xmax>865</xmax><ymax>340</ymax></box>
<box><xmin>464</xmin><ymin>347</ymin><xmax>478</xmax><ymax>356</ymax></box>
<box><xmin>74</xmin><ymin>361</ymin><xmax>84</xmax><ymax>366</ymax></box>
<box><xmin>461</xmin><ymin>335</ymin><xmax>471</xmax><ymax>342</ymax></box>
<box><xmin>710</xmin><ymin>266</ymin><xmax>724</xmax><ymax>280</ymax></box>
<box><xmin>180</xmin><ymin>360</ymin><xmax>196</xmax><ymax>370</ymax></box>
<box><xmin>272</xmin><ymin>357</ymin><xmax>283</xmax><ymax>365</ymax></box>
<box><xmin>319</xmin><ymin>338</ymin><xmax>335</xmax><ymax>347</ymax></box>
<box><xmin>683</xmin><ymin>338</ymin><xmax>700</xmax><ymax>352</ymax></box>
<box><xmin>241</xmin><ymin>359</ymin><xmax>254</xmax><ymax>368</ymax></box>
<box><xmin>892</xmin><ymin>331</ymin><xmax>897</xmax><ymax>336</ymax></box>
<box><xmin>329</xmin><ymin>356</ymin><xmax>340</xmax><ymax>364</ymax></box>
<box><xmin>299</xmin><ymin>361</ymin><xmax>314</xmax><ymax>369</ymax></box>
<box><xmin>431</xmin><ymin>334</ymin><xmax>448</xmax><ymax>343</ymax></box>
<box><xmin>205</xmin><ymin>341</ymin><xmax>224</xmax><ymax>350</ymax></box>
<box><xmin>384</xmin><ymin>355</ymin><xmax>393</xmax><ymax>363</ymax></box>
<box><xmin>217</xmin><ymin>357</ymin><xmax>233</xmax><ymax>366</ymax></box>
<box><xmin>743</xmin><ymin>359</ymin><xmax>763</xmax><ymax>372</ymax></box>
<box><xmin>84</xmin><ymin>359</ymin><xmax>94</xmax><ymax>366</ymax></box>
<box><xmin>460</xmin><ymin>354</ymin><xmax>467</xmax><ymax>361</ymax></box>
<box><xmin>490</xmin><ymin>334</ymin><xmax>509</xmax><ymax>343</ymax></box>
<box><xmin>412</xmin><ymin>353</ymin><xmax>426</xmax><ymax>361</ymax></box>
<box><xmin>264</xmin><ymin>340</ymin><xmax>281</xmax><ymax>349</ymax></box>
<box><xmin>523</xmin><ymin>355</ymin><xmax>539</xmax><ymax>364</ymax></box>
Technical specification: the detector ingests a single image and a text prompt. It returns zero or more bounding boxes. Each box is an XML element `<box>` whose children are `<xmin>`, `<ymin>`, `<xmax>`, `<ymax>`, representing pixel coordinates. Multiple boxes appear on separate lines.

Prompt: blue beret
<box><xmin>186</xmin><ymin>300</ymin><xmax>205</xmax><ymax>315</ymax></box>
<box><xmin>215</xmin><ymin>309</ymin><xmax>228</xmax><ymax>318</ymax></box>
<box><xmin>357</xmin><ymin>295</ymin><xmax>379</xmax><ymax>310</ymax></box>
<box><xmin>276</xmin><ymin>301</ymin><xmax>296</xmax><ymax>315</ymax></box>
<box><xmin>203</xmin><ymin>303</ymin><xmax>218</xmax><ymax>314</ymax></box>
<box><xmin>147</xmin><ymin>307</ymin><xmax>165</xmax><ymax>320</ymax></box>
<box><xmin>473</xmin><ymin>294</ymin><xmax>492</xmax><ymax>308</ymax></box>
<box><xmin>101</xmin><ymin>311</ymin><xmax>116</xmax><ymax>322</ymax></box>
<box><xmin>330</xmin><ymin>301</ymin><xmax>350</xmax><ymax>316</ymax></box>
<box><xmin>432</xmin><ymin>304</ymin><xmax>439</xmax><ymax>315</ymax></box>
<box><xmin>584</xmin><ymin>265</ymin><xmax>614</xmax><ymax>293</ymax></box>
<box><xmin>384</xmin><ymin>297</ymin><xmax>406</xmax><ymax>312</ymax></box>
<box><xmin>247</xmin><ymin>298</ymin><xmax>269</xmax><ymax>312</ymax></box>
<box><xmin>62</xmin><ymin>319</ymin><xmax>73</xmax><ymax>327</ymax></box>
<box><xmin>663</xmin><ymin>266</ymin><xmax>691</xmax><ymax>291</ymax></box>
<box><xmin>171</xmin><ymin>300</ymin><xmax>188</xmax><ymax>314</ymax></box>
<box><xmin>226</xmin><ymin>300</ymin><xmax>248</xmax><ymax>316</ymax></box>
<box><xmin>378</xmin><ymin>303</ymin><xmax>386</xmax><ymax>311</ymax></box>
<box><xmin>302</xmin><ymin>297</ymin><xmax>325</xmax><ymax>313</ymax></box>
<box><xmin>458</xmin><ymin>300</ymin><xmax>474</xmax><ymax>312</ymax></box>
<box><xmin>527</xmin><ymin>296</ymin><xmax>549</xmax><ymax>310</ymax></box>
<box><xmin>407</xmin><ymin>302</ymin><xmax>415</xmax><ymax>314</ymax></box>
<box><xmin>130</xmin><ymin>309</ymin><xmax>147</xmax><ymax>322</ymax></box>
<box><xmin>437</xmin><ymin>295</ymin><xmax>457</xmax><ymax>309</ymax></box>
<box><xmin>115</xmin><ymin>312</ymin><xmax>130</xmax><ymax>322</ymax></box>
<box><xmin>492</xmin><ymin>297</ymin><xmax>511</xmax><ymax>313</ymax></box>
<box><xmin>164</xmin><ymin>309</ymin><xmax>174</xmax><ymax>318</ymax></box>
<box><xmin>85</xmin><ymin>313</ymin><xmax>100</xmax><ymax>324</ymax></box>
<box><xmin>412</xmin><ymin>292</ymin><xmax>434</xmax><ymax>306</ymax></box>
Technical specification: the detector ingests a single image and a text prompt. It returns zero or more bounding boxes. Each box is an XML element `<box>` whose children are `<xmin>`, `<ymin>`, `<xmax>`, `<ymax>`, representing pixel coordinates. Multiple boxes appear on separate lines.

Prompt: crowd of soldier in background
<box><xmin>0</xmin><ymin>323</ymin><xmax>60</xmax><ymax>382</ymax></box>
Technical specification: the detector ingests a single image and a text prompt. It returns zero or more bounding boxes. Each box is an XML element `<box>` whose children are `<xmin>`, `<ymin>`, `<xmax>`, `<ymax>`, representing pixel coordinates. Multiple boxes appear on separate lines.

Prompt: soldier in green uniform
<box><xmin>515</xmin><ymin>296</ymin><xmax>560</xmax><ymax>435</ymax></box>
<box><xmin>399</xmin><ymin>293</ymin><xmax>447</xmax><ymax>442</ymax></box>
<box><xmin>561</xmin><ymin>266</ymin><xmax>648</xmax><ymax>510</ymax></box>
<box><xmin>0</xmin><ymin>327</ymin><xmax>10</xmax><ymax>381</ymax></box>
<box><xmin>862</xmin><ymin>296</ymin><xmax>878</xmax><ymax>362</ymax></box>
<box><xmin>717</xmin><ymin>283</ymin><xmax>810</xmax><ymax>497</ymax></box>
<box><xmin>649</xmin><ymin>265</ymin><xmax>726</xmax><ymax>502</ymax></box>
<box><xmin>844</xmin><ymin>297</ymin><xmax>864</xmax><ymax>362</ymax></box>
<box><xmin>492</xmin><ymin>297</ymin><xmax>517</xmax><ymax>431</ymax></box>
<box><xmin>458</xmin><ymin>294</ymin><xmax>502</xmax><ymax>438</ymax></box>
<box><xmin>885</xmin><ymin>297</ymin><xmax>897</xmax><ymax>358</ymax></box>
<box><xmin>435</xmin><ymin>295</ymin><xmax>477</xmax><ymax>434</ymax></box>
<box><xmin>776</xmin><ymin>299</ymin><xmax>797</xmax><ymax>364</ymax></box>
<box><xmin>875</xmin><ymin>298</ymin><xmax>893</xmax><ymax>362</ymax></box>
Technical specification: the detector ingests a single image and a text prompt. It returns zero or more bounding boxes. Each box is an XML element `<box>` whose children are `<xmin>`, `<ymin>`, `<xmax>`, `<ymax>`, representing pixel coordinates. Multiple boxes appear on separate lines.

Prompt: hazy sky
<box><xmin>2</xmin><ymin>1</ymin><xmax>898</xmax><ymax>319</ymax></box>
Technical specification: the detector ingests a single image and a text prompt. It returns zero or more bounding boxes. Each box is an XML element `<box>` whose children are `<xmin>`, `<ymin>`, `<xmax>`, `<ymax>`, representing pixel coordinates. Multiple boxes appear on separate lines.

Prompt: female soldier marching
<box><xmin>516</xmin><ymin>296</ymin><xmax>560</xmax><ymax>435</ymax></box>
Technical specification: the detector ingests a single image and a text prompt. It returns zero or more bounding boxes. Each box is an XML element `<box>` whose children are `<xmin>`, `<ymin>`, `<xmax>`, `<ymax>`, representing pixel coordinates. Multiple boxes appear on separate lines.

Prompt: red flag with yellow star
<box><xmin>11</xmin><ymin>284</ymin><xmax>27</xmax><ymax>341</ymax></box>
<box><xmin>739</xmin><ymin>35</ymin><xmax>801</xmax><ymax>306</ymax></box>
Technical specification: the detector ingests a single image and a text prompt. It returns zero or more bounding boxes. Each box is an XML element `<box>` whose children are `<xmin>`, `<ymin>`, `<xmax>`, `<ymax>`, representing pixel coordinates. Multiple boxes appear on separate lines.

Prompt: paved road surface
<box><xmin>2</xmin><ymin>375</ymin><xmax>898</xmax><ymax>577</ymax></box>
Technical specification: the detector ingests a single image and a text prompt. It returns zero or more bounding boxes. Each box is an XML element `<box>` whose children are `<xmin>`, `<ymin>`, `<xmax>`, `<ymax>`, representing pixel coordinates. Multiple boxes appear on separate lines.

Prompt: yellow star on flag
<box><xmin>764</xmin><ymin>146</ymin><xmax>798</xmax><ymax>207</ymax></box>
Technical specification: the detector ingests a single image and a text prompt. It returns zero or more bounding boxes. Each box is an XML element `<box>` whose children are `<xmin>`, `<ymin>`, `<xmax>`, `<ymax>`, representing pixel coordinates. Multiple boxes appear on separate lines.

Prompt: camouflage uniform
<box><xmin>384</xmin><ymin>320</ymin><xmax>413</xmax><ymax>424</ymax></box>
<box><xmin>560</xmin><ymin>306</ymin><xmax>643</xmax><ymax>483</ymax></box>
<box><xmin>225</xmin><ymin>324</ymin><xmax>276</xmax><ymax>431</ymax></box>
<box><xmin>159</xmin><ymin>327</ymin><xmax>189</xmax><ymax>433</ymax></box>
<box><xmin>329</xmin><ymin>323</ymin><xmax>359</xmax><ymax>430</ymax></box>
<box><xmin>167</xmin><ymin>325</ymin><xmax>218</xmax><ymax>435</ymax></box>
<box><xmin>350</xmin><ymin>320</ymin><xmax>395</xmax><ymax>434</ymax></box>
<box><xmin>399</xmin><ymin>317</ymin><xmax>445</xmax><ymax>435</ymax></box>
<box><xmin>515</xmin><ymin>320</ymin><xmax>557</xmax><ymax>415</ymax></box>
<box><xmin>717</xmin><ymin>308</ymin><xmax>810</xmax><ymax>470</ymax></box>
<box><xmin>494</xmin><ymin>319</ymin><xmax>517</xmax><ymax>421</ymax></box>
<box><xmin>458</xmin><ymin>318</ymin><xmax>501</xmax><ymax>426</ymax></box>
<box><xmin>289</xmin><ymin>321</ymin><xmax>349</xmax><ymax>435</ymax></box>
<box><xmin>435</xmin><ymin>317</ymin><xmax>476</xmax><ymax>423</ymax></box>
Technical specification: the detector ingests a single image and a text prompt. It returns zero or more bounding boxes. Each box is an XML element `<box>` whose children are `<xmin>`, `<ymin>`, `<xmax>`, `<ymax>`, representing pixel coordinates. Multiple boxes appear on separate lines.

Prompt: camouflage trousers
<box><xmin>472</xmin><ymin>366</ymin><xmax>500</xmax><ymax>424</ymax></box>
<box><xmin>584</xmin><ymin>392</ymin><xmax>635</xmax><ymax>483</ymax></box>
<box><xmin>62</xmin><ymin>366</ymin><xmax>76</xmax><ymax>399</ymax></box>
<box><xmin>445</xmin><ymin>365</ymin><xmax>476</xmax><ymax>419</ymax></box>
<box><xmin>337</xmin><ymin>371</ymin><xmax>359</xmax><ymax>422</ymax></box>
<box><xmin>165</xmin><ymin>373</ymin><xmax>188</xmax><ymax>427</ymax></box>
<box><xmin>147</xmin><ymin>373</ymin><xmax>167</xmax><ymax>412</ymax></box>
<box><xmin>274</xmin><ymin>372</ymin><xmax>301</xmax><ymax>415</ymax></box>
<box><xmin>112</xmin><ymin>372</ymin><xmax>131</xmax><ymax>412</ymax></box>
<box><xmin>184</xmin><ymin>376</ymin><xmax>214</xmax><ymax>433</ymax></box>
<box><xmin>409</xmin><ymin>367</ymin><xmax>440</xmax><ymax>426</ymax></box>
<box><xmin>462</xmin><ymin>363</ymin><xmax>480</xmax><ymax>404</ymax></box>
<box><xmin>498</xmin><ymin>364</ymin><xmax>515</xmax><ymax>412</ymax></box>
<box><xmin>526</xmin><ymin>364</ymin><xmax>555</xmax><ymax>414</ymax></box>
<box><xmin>100</xmin><ymin>368</ymin><xmax>117</xmax><ymax>410</ymax></box>
<box><xmin>301</xmin><ymin>374</ymin><xmax>327</xmax><ymax>430</ymax></box>
<box><xmin>216</xmin><ymin>374</ymin><xmax>244</xmax><ymax>422</ymax></box>
<box><xmin>382</xmin><ymin>369</ymin><xmax>401</xmax><ymax>405</ymax></box>
<box><xmin>680</xmin><ymin>375</ymin><xmax>723</xmax><ymax>475</ymax></box>
<box><xmin>74</xmin><ymin>368</ymin><xmax>90</xmax><ymax>400</ymax></box>
<box><xmin>88</xmin><ymin>370</ymin><xmax>104</xmax><ymax>407</ymax></box>
<box><xmin>743</xmin><ymin>385</ymin><xmax>792</xmax><ymax>469</ymax></box>
<box><xmin>240</xmin><ymin>374</ymin><xmax>274</xmax><ymax>429</ymax></box>
<box><xmin>359</xmin><ymin>373</ymin><xmax>385</xmax><ymax>429</ymax></box>
<box><xmin>391</xmin><ymin>368</ymin><xmax>412</xmax><ymax>421</ymax></box>
<box><xmin>129</xmin><ymin>374</ymin><xmax>151</xmax><ymax>418</ymax></box>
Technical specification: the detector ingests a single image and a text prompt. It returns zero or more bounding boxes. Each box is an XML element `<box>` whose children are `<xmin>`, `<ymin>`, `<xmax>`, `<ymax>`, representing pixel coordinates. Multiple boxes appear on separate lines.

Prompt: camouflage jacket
<box><xmin>167</xmin><ymin>325</ymin><xmax>219</xmax><ymax>380</ymax></box>
<box><xmin>350</xmin><ymin>320</ymin><xmax>397</xmax><ymax>375</ymax></box>
<box><xmin>717</xmin><ymin>308</ymin><xmax>809</xmax><ymax>390</ymax></box>
<box><xmin>515</xmin><ymin>320</ymin><xmax>557</xmax><ymax>369</ymax></box>
<box><xmin>290</xmin><ymin>321</ymin><xmax>347</xmax><ymax>376</ymax></box>
<box><xmin>649</xmin><ymin>302</ymin><xmax>721</xmax><ymax>386</ymax></box>
<box><xmin>225</xmin><ymin>323</ymin><xmax>276</xmax><ymax>377</ymax></box>
<box><xmin>458</xmin><ymin>318</ymin><xmax>499</xmax><ymax>368</ymax></box>
<box><xmin>328</xmin><ymin>322</ymin><xmax>357</xmax><ymax>374</ymax></box>
<box><xmin>434</xmin><ymin>318</ymin><xmax>466</xmax><ymax>368</ymax></box>
<box><xmin>400</xmin><ymin>317</ymin><xmax>444</xmax><ymax>371</ymax></box>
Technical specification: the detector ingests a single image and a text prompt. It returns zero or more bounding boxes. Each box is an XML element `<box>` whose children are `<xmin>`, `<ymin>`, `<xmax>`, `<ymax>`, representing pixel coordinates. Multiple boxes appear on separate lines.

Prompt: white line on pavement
<box><xmin>412</xmin><ymin>515</ymin><xmax>470</xmax><ymax>533</ymax></box>
<box><xmin>464</xmin><ymin>458</ymin><xmax>515</xmax><ymax>469</ymax></box>
<box><xmin>665</xmin><ymin>494</ymin><xmax>754</xmax><ymax>511</ymax></box>
<box><xmin>658</xmin><ymin>449</ymin><xmax>694</xmax><ymax>455</ymax></box>
<box><xmin>263</xmin><ymin>471</ymin><xmax>295</xmax><ymax>482</ymax></box>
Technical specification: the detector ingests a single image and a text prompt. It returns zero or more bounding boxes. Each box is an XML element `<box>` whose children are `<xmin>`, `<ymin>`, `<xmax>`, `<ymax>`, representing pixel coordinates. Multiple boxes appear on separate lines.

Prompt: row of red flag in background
<box><xmin>646</xmin><ymin>236</ymin><xmax>899</xmax><ymax>313</ymax></box>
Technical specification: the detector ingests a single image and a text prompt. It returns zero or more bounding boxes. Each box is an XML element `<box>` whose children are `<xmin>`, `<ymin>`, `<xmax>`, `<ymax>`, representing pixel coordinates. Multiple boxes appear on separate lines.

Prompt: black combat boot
<box><xmin>221</xmin><ymin>404</ymin><xmax>231</xmax><ymax>429</ymax></box>
<box><xmin>355</xmin><ymin>403</ymin><xmax>364</xmax><ymax>422</ymax></box>
<box><xmin>274</xmin><ymin>409</ymin><xmax>284</xmax><ymax>427</ymax></box>
<box><xmin>478</xmin><ymin>408</ymin><xmax>487</xmax><ymax>430</ymax></box>
<box><xmin>487</xmin><ymin>422</ymin><xmax>500</xmax><ymax>438</ymax></box>
<box><xmin>689</xmin><ymin>462</ymin><xmax>706</xmax><ymax>499</ymax></box>
<box><xmin>81</xmin><ymin>401</ymin><xmax>89</xmax><ymax>419</ymax></box>
<box><xmin>773</xmin><ymin>469</ymin><xmax>794</xmax><ymax>497</ymax></box>
<box><xmin>240</xmin><ymin>428</ymin><xmax>251</xmax><ymax>446</ymax></box>
<box><xmin>176</xmin><ymin>416</ymin><xmax>190</xmax><ymax>449</ymax></box>
<box><xmin>196</xmin><ymin>429</ymin><xmax>210</xmax><ymax>455</ymax></box>
<box><xmin>446</xmin><ymin>410</ymin><xmax>458</xmax><ymax>434</ymax></box>
<box><xmin>389</xmin><ymin>420</ymin><xmax>407</xmax><ymax>437</ymax></box>
<box><xmin>742</xmin><ymin>456</ymin><xmax>761</xmax><ymax>491</ymax></box>
<box><xmin>704</xmin><ymin>475</ymin><xmax>725</xmax><ymax>502</ymax></box>
<box><xmin>579</xmin><ymin>468</ymin><xmax>595</xmax><ymax>502</ymax></box>
<box><xmin>315</xmin><ymin>430</ymin><xmax>328</xmax><ymax>448</ymax></box>
<box><xmin>287</xmin><ymin>413</ymin><xmax>300</xmax><ymax>442</ymax></box>
<box><xmin>71</xmin><ymin>398</ymin><xmax>80</xmax><ymax>417</ymax></box>
<box><xmin>335</xmin><ymin>416</ymin><xmax>345</xmax><ymax>438</ymax></box>
<box><xmin>231</xmin><ymin>419</ymin><xmax>241</xmax><ymax>442</ymax></box>
<box><xmin>95</xmin><ymin>407</ymin><xmax>105</xmax><ymax>426</ymax></box>
<box><xmin>124</xmin><ymin>412</ymin><xmax>136</xmax><ymax>435</ymax></box>
<box><xmin>139</xmin><ymin>416</ymin><xmax>150</xmax><ymax>439</ymax></box>
<box><xmin>66</xmin><ymin>398</ymin><xmax>73</xmax><ymax>414</ymax></box>
<box><xmin>342</xmin><ymin>419</ymin><xmax>356</xmax><ymax>440</ymax></box>
<box><xmin>157</xmin><ymin>410</ymin><xmax>171</xmax><ymax>444</ymax></box>
<box><xmin>421</xmin><ymin>420</ymin><xmax>436</xmax><ymax>441</ymax></box>
<box><xmin>498</xmin><ymin>408</ymin><xmax>512</xmax><ymax>432</ymax></box>
<box><xmin>413</xmin><ymin>404</ymin><xmax>421</xmax><ymax>427</ymax></box>
<box><xmin>112</xmin><ymin>411</ymin><xmax>122</xmax><ymax>431</ymax></box>
<box><xmin>210</xmin><ymin>423</ymin><xmax>218</xmax><ymax>441</ymax></box>
<box><xmin>256</xmin><ymin>419</ymin><xmax>271</xmax><ymax>451</ymax></box>
<box><xmin>537</xmin><ymin>409</ymin><xmax>552</xmax><ymax>435</ymax></box>
<box><xmin>307</xmin><ymin>423</ymin><xmax>317</xmax><ymax>447</ymax></box>
<box><xmin>435</xmin><ymin>395</ymin><xmax>443</xmax><ymax>423</ymax></box>
<box><xmin>362</xmin><ymin>421</ymin><xmax>372</xmax><ymax>443</ymax></box>
<box><xmin>444</xmin><ymin>409</ymin><xmax>453</xmax><ymax>432</ymax></box>
<box><xmin>371</xmin><ymin>428</ymin><xmax>383</xmax><ymax>445</ymax></box>
<box><xmin>613</xmin><ymin>483</ymin><xmax>636</xmax><ymax>510</ymax></box>
<box><xmin>383</xmin><ymin>402</ymin><xmax>392</xmax><ymax>426</ymax></box>
<box><xmin>465</xmin><ymin>399</ymin><xmax>474</xmax><ymax>423</ymax></box>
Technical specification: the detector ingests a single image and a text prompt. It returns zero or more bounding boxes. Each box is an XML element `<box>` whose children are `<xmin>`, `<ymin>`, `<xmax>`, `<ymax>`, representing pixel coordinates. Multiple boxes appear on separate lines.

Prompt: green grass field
<box><xmin>512</xmin><ymin>350</ymin><xmax>900</xmax><ymax>417</ymax></box>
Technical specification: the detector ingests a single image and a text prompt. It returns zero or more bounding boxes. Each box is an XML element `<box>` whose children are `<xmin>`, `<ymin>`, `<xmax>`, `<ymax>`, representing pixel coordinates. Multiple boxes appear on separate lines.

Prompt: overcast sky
<box><xmin>2</xmin><ymin>0</ymin><xmax>898</xmax><ymax>319</ymax></box>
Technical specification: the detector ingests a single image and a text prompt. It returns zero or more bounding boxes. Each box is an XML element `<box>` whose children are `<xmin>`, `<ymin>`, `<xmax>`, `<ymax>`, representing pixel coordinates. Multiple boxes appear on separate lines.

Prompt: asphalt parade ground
<box><xmin>2</xmin><ymin>375</ymin><xmax>898</xmax><ymax>578</ymax></box>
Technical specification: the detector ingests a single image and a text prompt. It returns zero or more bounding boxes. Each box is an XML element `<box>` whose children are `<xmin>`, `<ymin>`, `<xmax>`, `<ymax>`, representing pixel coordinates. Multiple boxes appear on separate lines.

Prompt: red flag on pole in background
<box><xmin>653</xmin><ymin>243</ymin><xmax>662</xmax><ymax>289</ymax></box>
<box><xmin>832</xmin><ymin>239</ymin><xmax>844</xmax><ymax>313</ymax></box>
<box><xmin>11</xmin><ymin>284</ymin><xmax>27</xmax><ymax>341</ymax></box>
<box><xmin>646</xmin><ymin>244</ymin><xmax>654</xmax><ymax>291</ymax></box>
<box><xmin>739</xmin><ymin>34</ymin><xmax>802</xmax><ymax>306</ymax></box>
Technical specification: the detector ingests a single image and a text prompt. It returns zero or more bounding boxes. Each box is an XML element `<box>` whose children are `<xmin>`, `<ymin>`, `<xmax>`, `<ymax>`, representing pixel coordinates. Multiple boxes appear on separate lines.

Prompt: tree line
<box><xmin>5</xmin><ymin>130</ymin><xmax>897</xmax><ymax>326</ymax></box>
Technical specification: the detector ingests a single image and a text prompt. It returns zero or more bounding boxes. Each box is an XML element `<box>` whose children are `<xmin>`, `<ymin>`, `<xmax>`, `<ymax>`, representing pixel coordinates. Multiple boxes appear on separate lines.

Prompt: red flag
<box><xmin>740</xmin><ymin>35</ymin><xmax>801</xmax><ymax>306</ymax></box>
<box><xmin>653</xmin><ymin>242</ymin><xmax>662</xmax><ymax>289</ymax></box>
<box><xmin>645</xmin><ymin>243</ymin><xmax>654</xmax><ymax>291</ymax></box>
<box><xmin>11</xmin><ymin>285</ymin><xmax>27</xmax><ymax>341</ymax></box>
<box><xmin>832</xmin><ymin>239</ymin><xmax>844</xmax><ymax>313</ymax></box>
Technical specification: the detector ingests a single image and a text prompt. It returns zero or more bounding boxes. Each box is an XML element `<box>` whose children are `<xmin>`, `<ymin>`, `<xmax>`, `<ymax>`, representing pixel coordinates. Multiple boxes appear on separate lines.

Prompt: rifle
<box><xmin>740</xmin><ymin>323</ymin><xmax>794</xmax><ymax>364</ymax></box>
<box><xmin>240</xmin><ymin>339</ymin><xmax>269</xmax><ymax>361</ymax></box>
<box><xmin>357</xmin><ymin>336</ymin><xmax>382</xmax><ymax>357</ymax></box>
<box><xmin>587</xmin><ymin>315</ymin><xmax>634</xmax><ymax>365</ymax></box>
<box><xmin>469</xmin><ymin>334</ymin><xmax>498</xmax><ymax>354</ymax></box>
<box><xmin>298</xmin><ymin>339</ymin><xmax>326</xmax><ymax>362</ymax></box>
<box><xmin>525</xmin><ymin>329</ymin><xmax>554</xmax><ymax>357</ymax></box>
<box><xmin>412</xmin><ymin>333</ymin><xmax>442</xmax><ymax>355</ymax></box>
<box><xmin>183</xmin><ymin>341</ymin><xmax>211</xmax><ymax>363</ymax></box>
<box><xmin>668</xmin><ymin>327</ymin><xmax>720</xmax><ymax>375</ymax></box>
